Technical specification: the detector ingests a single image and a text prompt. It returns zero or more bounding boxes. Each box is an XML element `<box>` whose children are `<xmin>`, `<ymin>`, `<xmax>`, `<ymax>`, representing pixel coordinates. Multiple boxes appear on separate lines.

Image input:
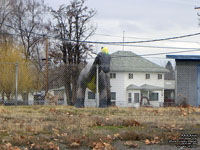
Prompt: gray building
<box><xmin>166</xmin><ymin>55</ymin><xmax>200</xmax><ymax>107</ymax></box>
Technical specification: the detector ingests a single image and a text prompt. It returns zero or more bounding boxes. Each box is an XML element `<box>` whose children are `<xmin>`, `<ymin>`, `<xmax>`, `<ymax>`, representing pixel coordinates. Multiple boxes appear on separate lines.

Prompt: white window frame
<box><xmin>88</xmin><ymin>91</ymin><xmax>95</xmax><ymax>99</ymax></box>
<box><xmin>149</xmin><ymin>92</ymin><xmax>159</xmax><ymax>101</ymax></box>
<box><xmin>146</xmin><ymin>74</ymin><xmax>150</xmax><ymax>79</ymax></box>
<box><xmin>111</xmin><ymin>92</ymin><xmax>116</xmax><ymax>105</ymax></box>
<box><xmin>158</xmin><ymin>74</ymin><xmax>162</xmax><ymax>80</ymax></box>
<box><xmin>128</xmin><ymin>73</ymin><xmax>133</xmax><ymax>79</ymax></box>
<box><xmin>128</xmin><ymin>93</ymin><xmax>132</xmax><ymax>103</ymax></box>
<box><xmin>134</xmin><ymin>93</ymin><xmax>140</xmax><ymax>103</ymax></box>
<box><xmin>110</xmin><ymin>73</ymin><xmax>116</xmax><ymax>79</ymax></box>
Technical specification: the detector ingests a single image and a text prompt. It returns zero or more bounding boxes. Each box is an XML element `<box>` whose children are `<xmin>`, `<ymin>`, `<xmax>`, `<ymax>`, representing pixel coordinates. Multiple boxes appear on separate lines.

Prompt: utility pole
<box><xmin>15</xmin><ymin>63</ymin><xmax>18</xmax><ymax>106</ymax></box>
<box><xmin>96</xmin><ymin>64</ymin><xmax>99</xmax><ymax>108</ymax></box>
<box><xmin>45</xmin><ymin>38</ymin><xmax>49</xmax><ymax>95</ymax></box>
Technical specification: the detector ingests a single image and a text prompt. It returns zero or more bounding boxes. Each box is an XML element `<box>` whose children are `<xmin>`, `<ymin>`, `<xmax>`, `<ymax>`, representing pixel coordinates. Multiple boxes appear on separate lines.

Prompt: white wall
<box><xmin>110</xmin><ymin>72</ymin><xmax>127</xmax><ymax>107</ymax></box>
<box><xmin>84</xmin><ymin>71</ymin><xmax>165</xmax><ymax>107</ymax></box>
<box><xmin>124</xmin><ymin>72</ymin><xmax>164</xmax><ymax>88</ymax></box>
<box><xmin>111</xmin><ymin>72</ymin><xmax>165</xmax><ymax>107</ymax></box>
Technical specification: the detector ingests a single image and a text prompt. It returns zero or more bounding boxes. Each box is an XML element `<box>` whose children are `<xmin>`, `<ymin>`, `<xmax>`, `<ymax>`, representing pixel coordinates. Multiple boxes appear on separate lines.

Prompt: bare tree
<box><xmin>10</xmin><ymin>0</ymin><xmax>47</xmax><ymax>61</ymax></box>
<box><xmin>165</xmin><ymin>61</ymin><xmax>175</xmax><ymax>80</ymax></box>
<box><xmin>0</xmin><ymin>0</ymin><xmax>11</xmax><ymax>30</ymax></box>
<box><xmin>0</xmin><ymin>0</ymin><xmax>13</xmax><ymax>43</ymax></box>
<box><xmin>4</xmin><ymin>0</ymin><xmax>48</xmax><ymax>104</ymax></box>
<box><xmin>50</xmin><ymin>0</ymin><xmax>96</xmax><ymax>105</ymax></box>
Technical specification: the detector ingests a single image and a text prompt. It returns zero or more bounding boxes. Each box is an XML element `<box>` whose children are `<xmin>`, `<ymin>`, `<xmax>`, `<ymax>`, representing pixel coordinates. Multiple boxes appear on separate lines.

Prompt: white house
<box><xmin>85</xmin><ymin>51</ymin><xmax>168</xmax><ymax>107</ymax></box>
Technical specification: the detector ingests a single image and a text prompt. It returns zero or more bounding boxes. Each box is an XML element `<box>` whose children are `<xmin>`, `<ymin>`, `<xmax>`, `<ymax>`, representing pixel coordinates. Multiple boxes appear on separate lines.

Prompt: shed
<box><xmin>166</xmin><ymin>55</ymin><xmax>200</xmax><ymax>107</ymax></box>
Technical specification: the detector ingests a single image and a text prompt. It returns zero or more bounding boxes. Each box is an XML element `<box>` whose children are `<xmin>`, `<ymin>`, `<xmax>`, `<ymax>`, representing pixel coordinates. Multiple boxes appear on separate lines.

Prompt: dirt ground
<box><xmin>0</xmin><ymin>106</ymin><xmax>199</xmax><ymax>150</ymax></box>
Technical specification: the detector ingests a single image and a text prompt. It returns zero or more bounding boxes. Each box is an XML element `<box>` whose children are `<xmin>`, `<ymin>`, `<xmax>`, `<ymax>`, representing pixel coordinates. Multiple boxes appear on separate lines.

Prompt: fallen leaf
<box><xmin>92</xmin><ymin>142</ymin><xmax>114</xmax><ymax>150</ymax></box>
<box><xmin>70</xmin><ymin>142</ymin><xmax>80</xmax><ymax>147</ymax></box>
<box><xmin>145</xmin><ymin>139</ymin><xmax>151</xmax><ymax>145</ymax></box>
<box><xmin>113</xmin><ymin>133</ymin><xmax>120</xmax><ymax>139</ymax></box>
<box><xmin>171</xmin><ymin>124</ymin><xmax>176</xmax><ymax>128</ymax></box>
<box><xmin>124</xmin><ymin>141</ymin><xmax>138</xmax><ymax>148</ymax></box>
<box><xmin>151</xmin><ymin>136</ymin><xmax>160</xmax><ymax>144</ymax></box>
<box><xmin>5</xmin><ymin>143</ymin><xmax>12</xmax><ymax>147</ymax></box>
<box><xmin>106</xmin><ymin>135</ymin><xmax>112</xmax><ymax>141</ymax></box>
<box><xmin>183</xmin><ymin>112</ymin><xmax>187</xmax><ymax>116</ymax></box>
<box><xmin>13</xmin><ymin>146</ymin><xmax>21</xmax><ymax>150</ymax></box>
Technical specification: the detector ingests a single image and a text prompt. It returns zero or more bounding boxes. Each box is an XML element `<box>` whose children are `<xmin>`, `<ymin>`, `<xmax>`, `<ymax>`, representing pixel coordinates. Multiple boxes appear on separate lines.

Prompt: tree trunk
<box><xmin>71</xmin><ymin>66</ymin><xmax>80</xmax><ymax>105</ymax></box>
<box><xmin>1</xmin><ymin>92</ymin><xmax>4</xmax><ymax>104</ymax></box>
<box><xmin>5</xmin><ymin>92</ymin><xmax>11</xmax><ymax>101</ymax></box>
<box><xmin>64</xmin><ymin>65</ymin><xmax>72</xmax><ymax>105</ymax></box>
<box><xmin>22</xmin><ymin>92</ymin><xmax>29</xmax><ymax>105</ymax></box>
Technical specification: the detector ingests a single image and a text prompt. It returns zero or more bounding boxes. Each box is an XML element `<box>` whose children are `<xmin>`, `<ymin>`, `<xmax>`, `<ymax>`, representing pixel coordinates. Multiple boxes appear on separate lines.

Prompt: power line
<box><xmin>1</xmin><ymin>22</ymin><xmax>200</xmax><ymax>45</ymax></box>
<box><xmin>1</xmin><ymin>29</ymin><xmax>199</xmax><ymax>50</ymax></box>
<box><xmin>91</xmin><ymin>32</ymin><xmax>200</xmax><ymax>44</ymax></box>
<box><xmin>111</xmin><ymin>49</ymin><xmax>200</xmax><ymax>58</ymax></box>
<box><xmin>1</xmin><ymin>22</ymin><xmax>200</xmax><ymax>58</ymax></box>
<box><xmin>94</xmin><ymin>33</ymin><xmax>200</xmax><ymax>44</ymax></box>
<box><xmin>106</xmin><ymin>43</ymin><xmax>200</xmax><ymax>50</ymax></box>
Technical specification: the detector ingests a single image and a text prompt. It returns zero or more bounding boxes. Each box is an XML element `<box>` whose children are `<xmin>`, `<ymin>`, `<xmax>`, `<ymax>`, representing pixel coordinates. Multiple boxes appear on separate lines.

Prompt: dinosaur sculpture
<box><xmin>75</xmin><ymin>47</ymin><xmax>111</xmax><ymax>108</ymax></box>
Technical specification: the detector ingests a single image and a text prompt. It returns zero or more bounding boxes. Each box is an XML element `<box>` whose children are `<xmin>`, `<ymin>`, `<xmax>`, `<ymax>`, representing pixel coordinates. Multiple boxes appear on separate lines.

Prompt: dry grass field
<box><xmin>0</xmin><ymin>106</ymin><xmax>199</xmax><ymax>150</ymax></box>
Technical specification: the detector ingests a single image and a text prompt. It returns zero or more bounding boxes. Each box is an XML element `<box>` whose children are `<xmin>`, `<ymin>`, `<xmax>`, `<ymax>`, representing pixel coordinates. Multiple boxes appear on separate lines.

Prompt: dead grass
<box><xmin>0</xmin><ymin>106</ymin><xmax>199</xmax><ymax>149</ymax></box>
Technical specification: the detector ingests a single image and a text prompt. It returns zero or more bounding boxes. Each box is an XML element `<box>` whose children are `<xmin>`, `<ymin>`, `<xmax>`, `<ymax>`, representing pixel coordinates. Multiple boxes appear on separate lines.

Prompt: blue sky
<box><xmin>45</xmin><ymin>0</ymin><xmax>200</xmax><ymax>66</ymax></box>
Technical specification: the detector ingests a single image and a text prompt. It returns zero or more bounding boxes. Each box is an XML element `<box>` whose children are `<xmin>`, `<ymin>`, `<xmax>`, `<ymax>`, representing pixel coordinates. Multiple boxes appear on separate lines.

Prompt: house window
<box><xmin>128</xmin><ymin>93</ymin><xmax>132</xmax><ymax>103</ymax></box>
<box><xmin>111</xmin><ymin>92</ymin><xmax>116</xmax><ymax>100</ymax></box>
<box><xmin>111</xmin><ymin>92</ymin><xmax>116</xmax><ymax>105</ymax></box>
<box><xmin>110</xmin><ymin>73</ymin><xmax>116</xmax><ymax>79</ymax></box>
<box><xmin>149</xmin><ymin>93</ymin><xmax>158</xmax><ymax>101</ymax></box>
<box><xmin>158</xmin><ymin>74</ymin><xmax>162</xmax><ymax>79</ymax></box>
<box><xmin>134</xmin><ymin>93</ymin><xmax>139</xmax><ymax>103</ymax></box>
<box><xmin>129</xmin><ymin>73</ymin><xmax>133</xmax><ymax>79</ymax></box>
<box><xmin>88</xmin><ymin>91</ymin><xmax>95</xmax><ymax>99</ymax></box>
<box><xmin>146</xmin><ymin>74</ymin><xmax>150</xmax><ymax>79</ymax></box>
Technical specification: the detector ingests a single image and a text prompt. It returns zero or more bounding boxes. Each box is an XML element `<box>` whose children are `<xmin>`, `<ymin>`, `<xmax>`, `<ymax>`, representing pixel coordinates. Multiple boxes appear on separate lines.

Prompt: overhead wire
<box><xmin>111</xmin><ymin>49</ymin><xmax>200</xmax><ymax>58</ymax></box>
<box><xmin>1</xmin><ymin>27</ymin><xmax>199</xmax><ymax>50</ymax></box>
<box><xmin>1</xmin><ymin>22</ymin><xmax>200</xmax><ymax>44</ymax></box>
<box><xmin>94</xmin><ymin>33</ymin><xmax>200</xmax><ymax>44</ymax></box>
<box><xmin>1</xmin><ymin>22</ymin><xmax>200</xmax><ymax>58</ymax></box>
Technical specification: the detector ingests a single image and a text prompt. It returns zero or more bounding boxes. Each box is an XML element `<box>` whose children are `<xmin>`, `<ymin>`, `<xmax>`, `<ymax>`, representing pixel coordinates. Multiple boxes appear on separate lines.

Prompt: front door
<box><xmin>127</xmin><ymin>92</ymin><xmax>140</xmax><ymax>107</ymax></box>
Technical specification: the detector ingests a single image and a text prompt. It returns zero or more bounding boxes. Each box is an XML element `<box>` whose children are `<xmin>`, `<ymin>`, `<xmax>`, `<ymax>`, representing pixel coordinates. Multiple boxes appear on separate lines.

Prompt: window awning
<box><xmin>127</xmin><ymin>84</ymin><xmax>163</xmax><ymax>91</ymax></box>
<box><xmin>127</xmin><ymin>84</ymin><xmax>142</xmax><ymax>90</ymax></box>
<box><xmin>140</xmin><ymin>84</ymin><xmax>163</xmax><ymax>90</ymax></box>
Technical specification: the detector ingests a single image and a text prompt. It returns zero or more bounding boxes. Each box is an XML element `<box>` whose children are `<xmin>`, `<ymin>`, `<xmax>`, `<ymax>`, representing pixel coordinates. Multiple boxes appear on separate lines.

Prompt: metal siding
<box><xmin>197</xmin><ymin>65</ymin><xmax>200</xmax><ymax>106</ymax></box>
<box><xmin>176</xmin><ymin>61</ymin><xmax>197</xmax><ymax>106</ymax></box>
<box><xmin>189</xmin><ymin>65</ymin><xmax>197</xmax><ymax>106</ymax></box>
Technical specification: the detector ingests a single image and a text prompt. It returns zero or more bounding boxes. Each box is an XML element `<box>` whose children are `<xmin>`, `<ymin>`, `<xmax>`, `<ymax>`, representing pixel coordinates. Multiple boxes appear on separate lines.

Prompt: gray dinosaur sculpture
<box><xmin>75</xmin><ymin>47</ymin><xmax>111</xmax><ymax>108</ymax></box>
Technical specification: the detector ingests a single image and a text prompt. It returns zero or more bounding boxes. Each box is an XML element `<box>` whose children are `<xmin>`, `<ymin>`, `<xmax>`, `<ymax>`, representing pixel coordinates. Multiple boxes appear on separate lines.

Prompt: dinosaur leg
<box><xmin>99</xmin><ymin>74</ymin><xmax>107</xmax><ymax>108</ymax></box>
<box><xmin>106</xmin><ymin>73</ymin><xmax>111</xmax><ymax>107</ymax></box>
<box><xmin>99</xmin><ymin>89</ymin><xmax>107</xmax><ymax>108</ymax></box>
<box><xmin>75</xmin><ymin>87</ymin><xmax>85</xmax><ymax>108</ymax></box>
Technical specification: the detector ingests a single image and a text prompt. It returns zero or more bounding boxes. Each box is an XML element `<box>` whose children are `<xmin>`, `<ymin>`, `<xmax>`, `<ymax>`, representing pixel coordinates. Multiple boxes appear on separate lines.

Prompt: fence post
<box><xmin>96</xmin><ymin>64</ymin><xmax>99</xmax><ymax>108</ymax></box>
<box><xmin>15</xmin><ymin>63</ymin><xmax>18</xmax><ymax>106</ymax></box>
<box><xmin>45</xmin><ymin>38</ymin><xmax>49</xmax><ymax>95</ymax></box>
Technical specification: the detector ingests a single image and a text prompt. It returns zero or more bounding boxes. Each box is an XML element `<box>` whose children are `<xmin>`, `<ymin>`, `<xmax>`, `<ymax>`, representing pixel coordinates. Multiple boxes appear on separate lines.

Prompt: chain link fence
<box><xmin>0</xmin><ymin>62</ymin><xmax>182</xmax><ymax>107</ymax></box>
